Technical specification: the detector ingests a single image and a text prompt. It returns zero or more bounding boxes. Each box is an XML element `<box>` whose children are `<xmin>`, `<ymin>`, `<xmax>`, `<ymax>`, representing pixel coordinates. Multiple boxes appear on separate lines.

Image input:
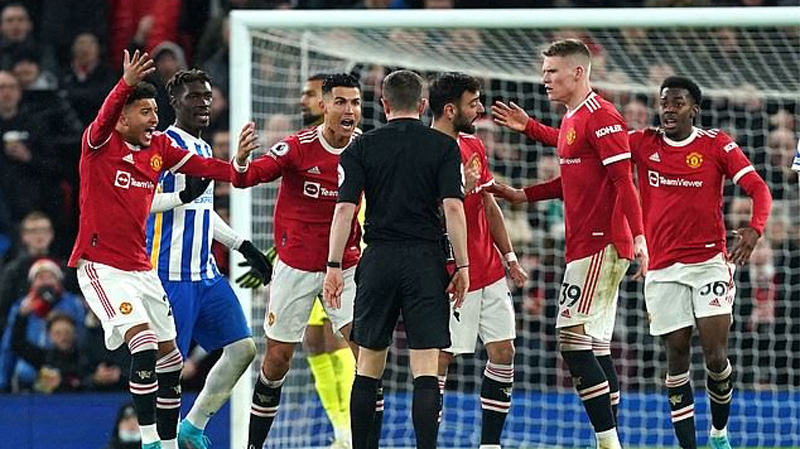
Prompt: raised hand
<box><xmin>179</xmin><ymin>176</ymin><xmax>212</xmax><ymax>204</ymax></box>
<box><xmin>236</xmin><ymin>122</ymin><xmax>259</xmax><ymax>166</ymax></box>
<box><xmin>491</xmin><ymin>101</ymin><xmax>530</xmax><ymax>132</ymax></box>
<box><xmin>728</xmin><ymin>227</ymin><xmax>759</xmax><ymax>266</ymax></box>
<box><xmin>122</xmin><ymin>49</ymin><xmax>155</xmax><ymax>87</ymax></box>
<box><xmin>485</xmin><ymin>181</ymin><xmax>527</xmax><ymax>205</ymax></box>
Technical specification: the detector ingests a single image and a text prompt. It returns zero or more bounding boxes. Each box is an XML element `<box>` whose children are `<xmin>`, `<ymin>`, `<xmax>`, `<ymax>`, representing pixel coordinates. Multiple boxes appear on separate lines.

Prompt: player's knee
<box><xmin>487</xmin><ymin>340</ymin><xmax>515</xmax><ymax>364</ymax></box>
<box><xmin>303</xmin><ymin>331</ymin><xmax>326</xmax><ymax>355</ymax></box>
<box><xmin>227</xmin><ymin>337</ymin><xmax>257</xmax><ymax>365</ymax></box>
<box><xmin>265</xmin><ymin>341</ymin><xmax>294</xmax><ymax>374</ymax></box>
<box><xmin>705</xmin><ymin>350</ymin><xmax>728</xmax><ymax>374</ymax></box>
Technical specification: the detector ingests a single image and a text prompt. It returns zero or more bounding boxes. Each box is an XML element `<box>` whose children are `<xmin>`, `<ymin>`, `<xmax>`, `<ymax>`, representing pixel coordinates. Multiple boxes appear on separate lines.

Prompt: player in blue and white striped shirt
<box><xmin>146</xmin><ymin>69</ymin><xmax>270</xmax><ymax>449</ymax></box>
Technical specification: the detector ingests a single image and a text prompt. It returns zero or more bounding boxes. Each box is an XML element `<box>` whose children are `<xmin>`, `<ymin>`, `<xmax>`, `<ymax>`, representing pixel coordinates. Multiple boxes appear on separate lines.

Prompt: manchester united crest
<box><xmin>150</xmin><ymin>154</ymin><xmax>163</xmax><ymax>172</ymax></box>
<box><xmin>565</xmin><ymin>127</ymin><xmax>577</xmax><ymax>145</ymax></box>
<box><xmin>470</xmin><ymin>155</ymin><xmax>481</xmax><ymax>171</ymax></box>
<box><xmin>685</xmin><ymin>151</ymin><xmax>703</xmax><ymax>169</ymax></box>
<box><xmin>267</xmin><ymin>311</ymin><xmax>276</xmax><ymax>326</ymax></box>
<box><xmin>120</xmin><ymin>302</ymin><xmax>133</xmax><ymax>315</ymax></box>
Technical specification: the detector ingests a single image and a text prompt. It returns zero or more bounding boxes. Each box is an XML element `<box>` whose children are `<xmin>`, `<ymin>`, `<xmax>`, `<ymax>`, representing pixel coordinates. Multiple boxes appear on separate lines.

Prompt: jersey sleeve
<box><xmin>440</xmin><ymin>138</ymin><xmax>465</xmax><ymax>200</ymax></box>
<box><xmin>160</xmin><ymin>136</ymin><xmax>237</xmax><ymax>183</ymax></box>
<box><xmin>338</xmin><ymin>139</ymin><xmax>365</xmax><ymax>205</ymax></box>
<box><xmin>86</xmin><ymin>78</ymin><xmax>132</xmax><ymax>150</ymax></box>
<box><xmin>715</xmin><ymin>132</ymin><xmax>756</xmax><ymax>185</ymax></box>
<box><xmin>587</xmin><ymin>107</ymin><xmax>631</xmax><ymax>166</ymax></box>
<box><xmin>233</xmin><ymin>138</ymin><xmax>298</xmax><ymax>187</ymax></box>
<box><xmin>524</xmin><ymin>118</ymin><xmax>559</xmax><ymax>147</ymax></box>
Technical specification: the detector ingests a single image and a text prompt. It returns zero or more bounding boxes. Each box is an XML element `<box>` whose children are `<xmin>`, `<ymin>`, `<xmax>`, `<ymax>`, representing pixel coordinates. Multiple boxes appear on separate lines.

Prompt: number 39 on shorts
<box><xmin>560</xmin><ymin>282</ymin><xmax>581</xmax><ymax>307</ymax></box>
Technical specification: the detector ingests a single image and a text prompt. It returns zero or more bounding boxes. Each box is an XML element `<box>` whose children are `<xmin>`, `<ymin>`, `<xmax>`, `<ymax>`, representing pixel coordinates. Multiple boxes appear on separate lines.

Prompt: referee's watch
<box><xmin>327</xmin><ymin>261</ymin><xmax>342</xmax><ymax>268</ymax></box>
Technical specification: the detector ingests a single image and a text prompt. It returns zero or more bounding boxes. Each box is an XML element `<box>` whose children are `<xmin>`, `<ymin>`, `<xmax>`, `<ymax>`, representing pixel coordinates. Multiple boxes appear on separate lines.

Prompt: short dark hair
<box><xmin>47</xmin><ymin>312</ymin><xmax>75</xmax><ymax>332</ymax></box>
<box><xmin>542</xmin><ymin>38</ymin><xmax>592</xmax><ymax>60</ymax></box>
<box><xmin>428</xmin><ymin>72</ymin><xmax>481</xmax><ymax>119</ymax></box>
<box><xmin>322</xmin><ymin>73</ymin><xmax>360</xmax><ymax>95</ymax></box>
<box><xmin>167</xmin><ymin>68</ymin><xmax>212</xmax><ymax>98</ymax></box>
<box><xmin>382</xmin><ymin>70</ymin><xmax>424</xmax><ymax>112</ymax></box>
<box><xmin>126</xmin><ymin>82</ymin><xmax>157</xmax><ymax>106</ymax></box>
<box><xmin>660</xmin><ymin>76</ymin><xmax>702</xmax><ymax>105</ymax></box>
<box><xmin>307</xmin><ymin>73</ymin><xmax>328</xmax><ymax>82</ymax></box>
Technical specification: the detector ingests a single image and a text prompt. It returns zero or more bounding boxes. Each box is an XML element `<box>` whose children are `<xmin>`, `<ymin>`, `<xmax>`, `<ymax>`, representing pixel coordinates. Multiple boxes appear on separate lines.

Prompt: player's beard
<box><xmin>303</xmin><ymin>112</ymin><xmax>323</xmax><ymax>126</ymax></box>
<box><xmin>453</xmin><ymin>111</ymin><xmax>476</xmax><ymax>135</ymax></box>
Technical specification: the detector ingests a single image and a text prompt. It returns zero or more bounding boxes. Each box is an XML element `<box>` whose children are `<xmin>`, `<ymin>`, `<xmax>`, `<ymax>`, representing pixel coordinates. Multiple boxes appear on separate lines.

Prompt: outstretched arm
<box><xmin>492</xmin><ymin>101</ymin><xmax>559</xmax><ymax>147</ymax></box>
<box><xmin>87</xmin><ymin>50</ymin><xmax>155</xmax><ymax>150</ymax></box>
<box><xmin>605</xmin><ymin>159</ymin><xmax>648</xmax><ymax>279</ymax></box>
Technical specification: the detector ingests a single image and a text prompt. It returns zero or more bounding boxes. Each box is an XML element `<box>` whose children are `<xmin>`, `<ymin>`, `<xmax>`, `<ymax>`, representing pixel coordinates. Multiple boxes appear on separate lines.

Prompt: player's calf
<box><xmin>127</xmin><ymin>327</ymin><xmax>160</xmax><ymax>445</ymax></box>
<box><xmin>707</xmin><ymin>360</ymin><xmax>733</xmax><ymax>436</ymax></box>
<box><xmin>666</xmin><ymin>370</ymin><xmax>697</xmax><ymax>449</ymax></box>
<box><xmin>559</xmin><ymin>330</ymin><xmax>619</xmax><ymax>448</ymax></box>
<box><xmin>156</xmin><ymin>346</ymin><xmax>183</xmax><ymax>449</ymax></box>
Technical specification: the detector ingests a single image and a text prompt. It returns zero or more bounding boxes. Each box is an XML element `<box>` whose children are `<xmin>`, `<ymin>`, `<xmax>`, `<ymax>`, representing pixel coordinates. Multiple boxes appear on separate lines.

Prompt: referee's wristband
<box><xmin>327</xmin><ymin>261</ymin><xmax>342</xmax><ymax>269</ymax></box>
<box><xmin>504</xmin><ymin>252</ymin><xmax>518</xmax><ymax>264</ymax></box>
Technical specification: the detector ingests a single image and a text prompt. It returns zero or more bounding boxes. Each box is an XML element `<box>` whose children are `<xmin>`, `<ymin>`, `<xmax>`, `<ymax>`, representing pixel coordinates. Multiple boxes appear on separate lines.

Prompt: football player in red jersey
<box><xmin>68</xmin><ymin>50</ymin><xmax>259</xmax><ymax>449</ymax></box>
<box><xmin>490</xmin><ymin>74</ymin><xmax>771</xmax><ymax>449</ymax></box>
<box><xmin>241</xmin><ymin>74</ymin><xmax>364</xmax><ymax>449</ymax></box>
<box><xmin>490</xmin><ymin>39</ymin><xmax>648</xmax><ymax>449</ymax></box>
<box><xmin>429</xmin><ymin>72</ymin><xmax>527</xmax><ymax>449</ymax></box>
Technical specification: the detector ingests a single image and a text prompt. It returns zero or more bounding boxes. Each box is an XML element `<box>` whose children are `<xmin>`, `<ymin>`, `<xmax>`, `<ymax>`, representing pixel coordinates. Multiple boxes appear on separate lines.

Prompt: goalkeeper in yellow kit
<box><xmin>236</xmin><ymin>74</ymin><xmax>358</xmax><ymax>448</ymax></box>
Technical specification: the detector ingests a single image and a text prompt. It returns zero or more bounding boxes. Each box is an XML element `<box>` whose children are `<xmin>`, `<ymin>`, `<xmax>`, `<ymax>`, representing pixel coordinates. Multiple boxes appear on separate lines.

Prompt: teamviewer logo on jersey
<box><xmin>304</xmin><ymin>181</ymin><xmax>320</xmax><ymax>198</ymax></box>
<box><xmin>648</xmin><ymin>170</ymin><xmax>660</xmax><ymax>187</ymax></box>
<box><xmin>115</xmin><ymin>170</ymin><xmax>131</xmax><ymax>189</ymax></box>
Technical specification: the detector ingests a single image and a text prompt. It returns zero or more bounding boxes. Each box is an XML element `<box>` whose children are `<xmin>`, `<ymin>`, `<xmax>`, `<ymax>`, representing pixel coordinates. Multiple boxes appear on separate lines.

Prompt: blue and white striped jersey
<box><xmin>146</xmin><ymin>126</ymin><xmax>221</xmax><ymax>281</ymax></box>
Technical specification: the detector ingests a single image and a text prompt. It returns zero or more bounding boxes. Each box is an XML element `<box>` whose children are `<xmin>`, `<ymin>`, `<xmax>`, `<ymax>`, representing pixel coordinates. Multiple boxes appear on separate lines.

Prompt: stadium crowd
<box><xmin>0</xmin><ymin>0</ymin><xmax>796</xmax><ymax>409</ymax></box>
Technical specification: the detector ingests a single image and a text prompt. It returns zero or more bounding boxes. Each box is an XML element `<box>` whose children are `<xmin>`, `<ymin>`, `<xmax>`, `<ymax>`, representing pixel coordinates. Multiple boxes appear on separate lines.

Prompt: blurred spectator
<box><xmin>0</xmin><ymin>70</ymin><xmax>68</xmax><ymax>236</ymax></box>
<box><xmin>11</xmin><ymin>49</ymin><xmax>57</xmax><ymax>91</ymax></box>
<box><xmin>0</xmin><ymin>211</ymin><xmax>61</xmax><ymax>336</ymax></box>
<box><xmin>82</xmin><ymin>309</ymin><xmax>129</xmax><ymax>391</ymax></box>
<box><xmin>765</xmin><ymin>127</ymin><xmax>798</xmax><ymax>201</ymax></box>
<box><xmin>147</xmin><ymin>41</ymin><xmax>187</xmax><ymax>130</ymax></box>
<box><xmin>37</xmin><ymin>0</ymin><xmax>108</xmax><ymax>72</ymax></box>
<box><xmin>206</xmin><ymin>85</ymin><xmax>229</xmax><ymax>135</ymax></box>
<box><xmin>0</xmin><ymin>258</ymin><xmax>86</xmax><ymax>392</ymax></box>
<box><xmin>769</xmin><ymin>108</ymin><xmax>795</xmax><ymax>131</ymax></box>
<box><xmin>0</xmin><ymin>3</ymin><xmax>57</xmax><ymax>75</ymax></box>
<box><xmin>198</xmin><ymin>17</ymin><xmax>230</xmax><ymax>95</ymax></box>
<box><xmin>622</xmin><ymin>94</ymin><xmax>650</xmax><ymax>130</ymax></box>
<box><xmin>109</xmin><ymin>2</ymin><xmax>188</xmax><ymax>68</ymax></box>
<box><xmin>264</xmin><ymin>113</ymin><xmax>293</xmax><ymax>147</ymax></box>
<box><xmin>61</xmin><ymin>32</ymin><xmax>115</xmax><ymax>126</ymax></box>
<box><xmin>102</xmin><ymin>402</ymin><xmax>141</xmax><ymax>449</ymax></box>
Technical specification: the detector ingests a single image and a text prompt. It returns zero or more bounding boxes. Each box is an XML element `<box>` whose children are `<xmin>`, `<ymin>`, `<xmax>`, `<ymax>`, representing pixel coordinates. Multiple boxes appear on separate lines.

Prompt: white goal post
<box><xmin>229</xmin><ymin>7</ymin><xmax>800</xmax><ymax>449</ymax></box>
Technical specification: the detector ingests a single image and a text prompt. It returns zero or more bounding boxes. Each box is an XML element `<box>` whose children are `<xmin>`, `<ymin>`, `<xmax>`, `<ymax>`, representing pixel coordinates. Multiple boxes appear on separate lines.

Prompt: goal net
<box><xmin>229</xmin><ymin>7</ymin><xmax>800</xmax><ymax>449</ymax></box>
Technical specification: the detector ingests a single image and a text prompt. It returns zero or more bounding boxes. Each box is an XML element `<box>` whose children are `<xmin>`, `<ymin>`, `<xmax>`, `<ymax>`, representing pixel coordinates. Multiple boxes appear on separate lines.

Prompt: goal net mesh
<box><xmin>241</xmin><ymin>22</ymin><xmax>800</xmax><ymax>449</ymax></box>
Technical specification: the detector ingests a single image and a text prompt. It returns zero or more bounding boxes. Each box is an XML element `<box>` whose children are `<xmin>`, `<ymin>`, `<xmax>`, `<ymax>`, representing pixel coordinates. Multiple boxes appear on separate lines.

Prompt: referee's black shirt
<box><xmin>337</xmin><ymin>118</ymin><xmax>463</xmax><ymax>245</ymax></box>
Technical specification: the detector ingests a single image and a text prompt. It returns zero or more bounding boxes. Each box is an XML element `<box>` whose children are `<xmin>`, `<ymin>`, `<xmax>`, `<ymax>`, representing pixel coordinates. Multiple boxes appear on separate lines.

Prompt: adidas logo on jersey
<box><xmin>560</xmin><ymin>308</ymin><xmax>571</xmax><ymax>318</ymax></box>
<box><xmin>307</xmin><ymin>166</ymin><xmax>321</xmax><ymax>174</ymax></box>
<box><xmin>649</xmin><ymin>152</ymin><xmax>661</xmax><ymax>162</ymax></box>
<box><xmin>709</xmin><ymin>297</ymin><xmax>721</xmax><ymax>307</ymax></box>
<box><xmin>123</xmin><ymin>153</ymin><xmax>135</xmax><ymax>164</ymax></box>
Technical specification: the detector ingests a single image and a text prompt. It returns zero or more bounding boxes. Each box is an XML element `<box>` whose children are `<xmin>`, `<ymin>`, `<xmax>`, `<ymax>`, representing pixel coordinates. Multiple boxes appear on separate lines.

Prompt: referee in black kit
<box><xmin>323</xmin><ymin>70</ymin><xmax>469</xmax><ymax>449</ymax></box>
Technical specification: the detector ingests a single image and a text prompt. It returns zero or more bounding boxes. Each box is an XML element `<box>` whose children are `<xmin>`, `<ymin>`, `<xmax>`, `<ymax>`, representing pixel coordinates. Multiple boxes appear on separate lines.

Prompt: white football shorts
<box><xmin>555</xmin><ymin>244</ymin><xmax>629</xmax><ymax>341</ymax></box>
<box><xmin>76</xmin><ymin>259</ymin><xmax>176</xmax><ymax>351</ymax></box>
<box><xmin>644</xmin><ymin>253</ymin><xmax>735</xmax><ymax>336</ymax></box>
<box><xmin>264</xmin><ymin>259</ymin><xmax>355</xmax><ymax>343</ymax></box>
<box><xmin>446</xmin><ymin>277</ymin><xmax>516</xmax><ymax>355</ymax></box>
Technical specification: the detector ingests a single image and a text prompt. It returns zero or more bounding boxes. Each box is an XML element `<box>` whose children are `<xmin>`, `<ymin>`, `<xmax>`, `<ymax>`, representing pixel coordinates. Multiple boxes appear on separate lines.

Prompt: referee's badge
<box><xmin>270</xmin><ymin>142</ymin><xmax>290</xmax><ymax>158</ymax></box>
<box><xmin>337</xmin><ymin>164</ymin><xmax>345</xmax><ymax>187</ymax></box>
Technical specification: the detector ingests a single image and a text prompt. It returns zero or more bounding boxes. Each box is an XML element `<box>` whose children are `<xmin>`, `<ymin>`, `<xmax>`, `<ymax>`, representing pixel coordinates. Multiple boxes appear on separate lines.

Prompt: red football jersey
<box><xmin>458</xmin><ymin>133</ymin><xmax>506</xmax><ymax>291</ymax></box>
<box><xmin>69</xmin><ymin>79</ymin><xmax>241</xmax><ymax>271</ymax></box>
<box><xmin>630</xmin><ymin>127</ymin><xmax>756</xmax><ymax>270</ymax></box>
<box><xmin>555</xmin><ymin>93</ymin><xmax>634</xmax><ymax>263</ymax></box>
<box><xmin>242</xmin><ymin>126</ymin><xmax>361</xmax><ymax>272</ymax></box>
